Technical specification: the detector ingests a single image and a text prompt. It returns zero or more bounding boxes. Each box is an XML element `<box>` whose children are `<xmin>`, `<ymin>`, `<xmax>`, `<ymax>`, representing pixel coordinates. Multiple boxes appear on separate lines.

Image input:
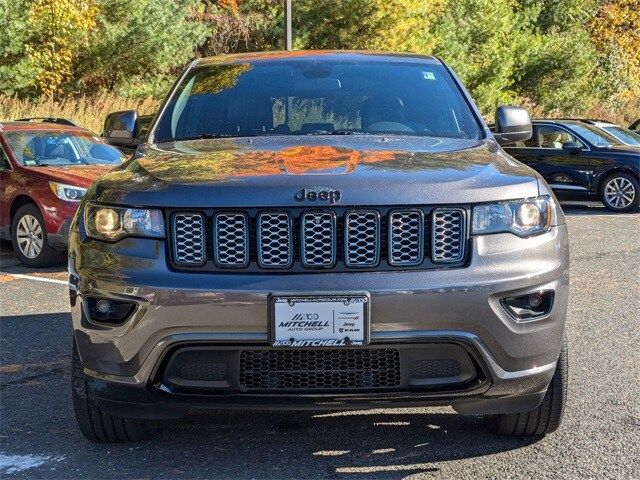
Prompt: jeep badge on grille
<box><xmin>294</xmin><ymin>188</ymin><xmax>341</xmax><ymax>204</ymax></box>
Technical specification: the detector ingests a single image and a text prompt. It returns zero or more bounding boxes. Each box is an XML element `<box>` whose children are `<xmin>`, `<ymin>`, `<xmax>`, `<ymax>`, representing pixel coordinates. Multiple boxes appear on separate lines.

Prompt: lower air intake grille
<box><xmin>412</xmin><ymin>359</ymin><xmax>462</xmax><ymax>378</ymax></box>
<box><xmin>239</xmin><ymin>348</ymin><xmax>401</xmax><ymax>391</ymax></box>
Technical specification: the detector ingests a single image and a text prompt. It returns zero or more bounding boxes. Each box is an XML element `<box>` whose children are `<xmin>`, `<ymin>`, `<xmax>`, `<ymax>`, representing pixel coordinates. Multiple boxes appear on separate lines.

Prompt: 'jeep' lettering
<box><xmin>294</xmin><ymin>188</ymin><xmax>341</xmax><ymax>204</ymax></box>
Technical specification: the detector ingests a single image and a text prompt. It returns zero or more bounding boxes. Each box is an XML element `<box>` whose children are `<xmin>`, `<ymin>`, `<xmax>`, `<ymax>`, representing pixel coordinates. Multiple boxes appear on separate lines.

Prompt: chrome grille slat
<box><xmin>172</xmin><ymin>213</ymin><xmax>205</xmax><ymax>266</ymax></box>
<box><xmin>432</xmin><ymin>208</ymin><xmax>465</xmax><ymax>263</ymax></box>
<box><xmin>257</xmin><ymin>212</ymin><xmax>293</xmax><ymax>268</ymax></box>
<box><xmin>213</xmin><ymin>212</ymin><xmax>249</xmax><ymax>268</ymax></box>
<box><xmin>344</xmin><ymin>211</ymin><xmax>380</xmax><ymax>267</ymax></box>
<box><xmin>301</xmin><ymin>211</ymin><xmax>336</xmax><ymax>268</ymax></box>
<box><xmin>388</xmin><ymin>210</ymin><xmax>424</xmax><ymax>266</ymax></box>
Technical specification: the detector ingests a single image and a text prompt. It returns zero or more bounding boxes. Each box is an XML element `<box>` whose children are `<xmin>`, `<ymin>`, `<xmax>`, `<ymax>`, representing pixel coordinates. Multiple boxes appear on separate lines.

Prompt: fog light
<box><xmin>95</xmin><ymin>299</ymin><xmax>111</xmax><ymax>314</ymax></box>
<box><xmin>501</xmin><ymin>291</ymin><xmax>554</xmax><ymax>321</ymax></box>
<box><xmin>527</xmin><ymin>293</ymin><xmax>543</xmax><ymax>309</ymax></box>
<box><xmin>86</xmin><ymin>297</ymin><xmax>136</xmax><ymax>324</ymax></box>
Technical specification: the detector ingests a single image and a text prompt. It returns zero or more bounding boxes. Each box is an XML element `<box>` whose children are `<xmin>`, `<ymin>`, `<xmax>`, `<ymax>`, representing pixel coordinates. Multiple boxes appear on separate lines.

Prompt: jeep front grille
<box><xmin>301</xmin><ymin>211</ymin><xmax>336</xmax><ymax>268</ymax></box>
<box><xmin>257</xmin><ymin>212</ymin><xmax>293</xmax><ymax>268</ymax></box>
<box><xmin>213</xmin><ymin>212</ymin><xmax>249</xmax><ymax>268</ymax></box>
<box><xmin>172</xmin><ymin>213</ymin><xmax>205</xmax><ymax>266</ymax></box>
<box><xmin>344</xmin><ymin>210</ymin><xmax>380</xmax><ymax>267</ymax></box>
<box><xmin>388</xmin><ymin>210</ymin><xmax>424</xmax><ymax>266</ymax></box>
<box><xmin>169</xmin><ymin>207</ymin><xmax>467</xmax><ymax>272</ymax></box>
<box><xmin>432</xmin><ymin>208</ymin><xmax>466</xmax><ymax>263</ymax></box>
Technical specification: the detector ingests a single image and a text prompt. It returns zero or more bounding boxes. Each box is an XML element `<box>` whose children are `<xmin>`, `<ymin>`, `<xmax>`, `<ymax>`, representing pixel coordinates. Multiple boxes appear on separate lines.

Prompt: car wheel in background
<box><xmin>10</xmin><ymin>203</ymin><xmax>65</xmax><ymax>267</ymax></box>
<box><xmin>484</xmin><ymin>335</ymin><xmax>568</xmax><ymax>437</ymax></box>
<box><xmin>600</xmin><ymin>172</ymin><xmax>639</xmax><ymax>212</ymax></box>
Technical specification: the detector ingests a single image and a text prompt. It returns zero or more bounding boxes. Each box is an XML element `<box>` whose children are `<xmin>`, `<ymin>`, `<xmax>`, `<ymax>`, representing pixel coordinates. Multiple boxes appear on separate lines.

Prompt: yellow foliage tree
<box><xmin>26</xmin><ymin>0</ymin><xmax>98</xmax><ymax>96</ymax></box>
<box><xmin>589</xmin><ymin>0</ymin><xmax>640</xmax><ymax>102</ymax></box>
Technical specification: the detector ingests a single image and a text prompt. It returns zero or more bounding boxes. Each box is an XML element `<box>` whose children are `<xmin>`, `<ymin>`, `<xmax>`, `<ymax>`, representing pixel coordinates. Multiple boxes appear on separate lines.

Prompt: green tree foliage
<box><xmin>1</xmin><ymin>0</ymin><xmax>638</xmax><ymax>121</ymax></box>
<box><xmin>0</xmin><ymin>0</ymin><xmax>207</xmax><ymax>97</ymax></box>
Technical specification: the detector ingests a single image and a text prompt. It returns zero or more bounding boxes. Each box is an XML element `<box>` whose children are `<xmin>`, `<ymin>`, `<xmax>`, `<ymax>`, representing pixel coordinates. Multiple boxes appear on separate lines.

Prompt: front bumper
<box><xmin>69</xmin><ymin>225</ymin><xmax>569</xmax><ymax>417</ymax></box>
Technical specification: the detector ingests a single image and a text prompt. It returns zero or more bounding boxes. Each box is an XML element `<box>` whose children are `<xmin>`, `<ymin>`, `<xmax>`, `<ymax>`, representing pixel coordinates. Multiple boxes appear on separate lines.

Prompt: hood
<box><xmin>30</xmin><ymin>165</ymin><xmax>113</xmax><ymax>188</ymax></box>
<box><xmin>92</xmin><ymin>136</ymin><xmax>540</xmax><ymax>207</ymax></box>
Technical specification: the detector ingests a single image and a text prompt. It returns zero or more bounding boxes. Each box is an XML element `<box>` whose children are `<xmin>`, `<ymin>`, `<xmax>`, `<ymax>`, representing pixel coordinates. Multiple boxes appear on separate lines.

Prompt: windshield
<box><xmin>566</xmin><ymin>123</ymin><xmax>623</xmax><ymax>147</ymax></box>
<box><xmin>5</xmin><ymin>130</ymin><xmax>125</xmax><ymax>166</ymax></box>
<box><xmin>153</xmin><ymin>59</ymin><xmax>482</xmax><ymax>142</ymax></box>
<box><xmin>601</xmin><ymin>126</ymin><xmax>640</xmax><ymax>146</ymax></box>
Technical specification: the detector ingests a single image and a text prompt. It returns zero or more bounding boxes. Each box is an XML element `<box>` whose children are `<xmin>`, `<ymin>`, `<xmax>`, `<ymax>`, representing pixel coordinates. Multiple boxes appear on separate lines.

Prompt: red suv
<box><xmin>0</xmin><ymin>119</ymin><xmax>124</xmax><ymax>267</ymax></box>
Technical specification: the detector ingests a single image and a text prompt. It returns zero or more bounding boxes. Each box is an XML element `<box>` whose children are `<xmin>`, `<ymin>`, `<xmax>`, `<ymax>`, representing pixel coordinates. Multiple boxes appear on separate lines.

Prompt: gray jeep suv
<box><xmin>69</xmin><ymin>52</ymin><xmax>569</xmax><ymax>442</ymax></box>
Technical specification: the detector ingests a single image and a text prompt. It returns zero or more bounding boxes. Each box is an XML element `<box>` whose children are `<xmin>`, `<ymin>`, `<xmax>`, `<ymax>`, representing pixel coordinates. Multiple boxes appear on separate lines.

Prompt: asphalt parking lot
<box><xmin>1</xmin><ymin>201</ymin><xmax>639</xmax><ymax>479</ymax></box>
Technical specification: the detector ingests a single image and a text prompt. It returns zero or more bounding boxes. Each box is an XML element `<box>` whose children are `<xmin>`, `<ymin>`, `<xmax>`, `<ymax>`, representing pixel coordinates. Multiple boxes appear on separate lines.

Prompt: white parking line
<box><xmin>3</xmin><ymin>273</ymin><xmax>68</xmax><ymax>285</ymax></box>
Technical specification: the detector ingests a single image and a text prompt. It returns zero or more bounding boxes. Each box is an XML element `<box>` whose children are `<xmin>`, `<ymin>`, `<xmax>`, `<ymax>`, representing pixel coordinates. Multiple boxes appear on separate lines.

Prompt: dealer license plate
<box><xmin>270</xmin><ymin>294</ymin><xmax>370</xmax><ymax>347</ymax></box>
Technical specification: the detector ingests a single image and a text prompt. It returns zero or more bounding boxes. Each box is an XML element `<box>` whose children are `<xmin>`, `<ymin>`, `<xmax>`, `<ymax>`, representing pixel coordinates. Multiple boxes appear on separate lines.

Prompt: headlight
<box><xmin>49</xmin><ymin>182</ymin><xmax>87</xmax><ymax>202</ymax></box>
<box><xmin>84</xmin><ymin>204</ymin><xmax>165</xmax><ymax>241</ymax></box>
<box><xmin>472</xmin><ymin>196</ymin><xmax>552</xmax><ymax>237</ymax></box>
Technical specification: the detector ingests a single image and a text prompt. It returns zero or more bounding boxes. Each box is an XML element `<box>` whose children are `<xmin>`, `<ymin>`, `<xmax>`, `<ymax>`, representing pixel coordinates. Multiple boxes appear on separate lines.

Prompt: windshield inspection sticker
<box><xmin>422</xmin><ymin>71</ymin><xmax>436</xmax><ymax>80</ymax></box>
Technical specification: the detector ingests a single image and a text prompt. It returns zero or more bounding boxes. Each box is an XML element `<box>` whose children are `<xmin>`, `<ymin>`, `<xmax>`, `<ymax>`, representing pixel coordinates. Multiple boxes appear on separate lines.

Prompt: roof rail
<box><xmin>14</xmin><ymin>117</ymin><xmax>77</xmax><ymax>126</ymax></box>
<box><xmin>549</xmin><ymin>118</ymin><xmax>612</xmax><ymax>124</ymax></box>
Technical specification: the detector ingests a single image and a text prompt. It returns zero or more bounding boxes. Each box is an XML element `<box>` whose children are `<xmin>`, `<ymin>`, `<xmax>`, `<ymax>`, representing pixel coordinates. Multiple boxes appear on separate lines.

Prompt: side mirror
<box><xmin>102</xmin><ymin>110</ymin><xmax>140</xmax><ymax>149</ymax></box>
<box><xmin>493</xmin><ymin>105</ymin><xmax>532</xmax><ymax>145</ymax></box>
<box><xmin>562</xmin><ymin>141</ymin><xmax>582</xmax><ymax>153</ymax></box>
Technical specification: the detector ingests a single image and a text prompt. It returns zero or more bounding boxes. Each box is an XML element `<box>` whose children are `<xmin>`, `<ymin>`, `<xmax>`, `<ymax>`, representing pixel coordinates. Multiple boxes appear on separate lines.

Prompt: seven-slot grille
<box><xmin>170</xmin><ymin>207</ymin><xmax>467</xmax><ymax>271</ymax></box>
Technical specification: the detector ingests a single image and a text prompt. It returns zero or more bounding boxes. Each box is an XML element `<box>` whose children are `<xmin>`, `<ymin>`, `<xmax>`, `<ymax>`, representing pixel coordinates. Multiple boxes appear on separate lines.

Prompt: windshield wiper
<box><xmin>302</xmin><ymin>130</ymin><xmax>375</xmax><ymax>136</ymax></box>
<box><xmin>176</xmin><ymin>133</ymin><xmax>258</xmax><ymax>141</ymax></box>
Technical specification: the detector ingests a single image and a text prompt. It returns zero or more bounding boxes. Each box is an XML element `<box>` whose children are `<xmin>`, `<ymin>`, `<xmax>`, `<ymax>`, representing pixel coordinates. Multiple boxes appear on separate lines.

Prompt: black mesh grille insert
<box><xmin>179</xmin><ymin>362</ymin><xmax>227</xmax><ymax>382</ymax></box>
<box><xmin>412</xmin><ymin>359</ymin><xmax>462</xmax><ymax>378</ymax></box>
<box><xmin>239</xmin><ymin>348</ymin><xmax>401</xmax><ymax>391</ymax></box>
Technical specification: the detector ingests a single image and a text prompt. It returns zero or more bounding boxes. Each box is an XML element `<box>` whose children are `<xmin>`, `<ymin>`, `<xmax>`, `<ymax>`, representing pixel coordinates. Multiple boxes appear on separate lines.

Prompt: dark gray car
<box><xmin>69</xmin><ymin>52</ymin><xmax>569</xmax><ymax>442</ymax></box>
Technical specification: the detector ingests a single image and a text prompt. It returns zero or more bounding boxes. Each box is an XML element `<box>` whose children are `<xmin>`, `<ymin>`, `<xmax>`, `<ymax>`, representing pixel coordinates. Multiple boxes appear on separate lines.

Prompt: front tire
<box><xmin>484</xmin><ymin>335</ymin><xmax>568</xmax><ymax>437</ymax></box>
<box><xmin>71</xmin><ymin>339</ymin><xmax>159</xmax><ymax>442</ymax></box>
<box><xmin>10</xmin><ymin>203</ymin><xmax>65</xmax><ymax>267</ymax></box>
<box><xmin>600</xmin><ymin>172</ymin><xmax>639</xmax><ymax>212</ymax></box>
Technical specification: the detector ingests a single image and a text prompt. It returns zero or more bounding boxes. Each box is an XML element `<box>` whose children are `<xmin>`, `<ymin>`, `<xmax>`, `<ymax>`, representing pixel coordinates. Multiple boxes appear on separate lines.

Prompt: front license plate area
<box><xmin>270</xmin><ymin>294</ymin><xmax>370</xmax><ymax>347</ymax></box>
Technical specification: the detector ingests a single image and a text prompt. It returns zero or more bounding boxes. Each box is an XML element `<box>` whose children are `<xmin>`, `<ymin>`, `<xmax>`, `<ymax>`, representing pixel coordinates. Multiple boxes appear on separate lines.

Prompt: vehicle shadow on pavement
<box><xmin>1</xmin><ymin>316</ymin><xmax>541</xmax><ymax>479</ymax></box>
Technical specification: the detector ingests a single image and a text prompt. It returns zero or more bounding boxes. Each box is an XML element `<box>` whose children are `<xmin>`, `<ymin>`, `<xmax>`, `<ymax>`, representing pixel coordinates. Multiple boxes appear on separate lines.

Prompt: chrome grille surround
<box><xmin>257</xmin><ymin>212</ymin><xmax>293</xmax><ymax>268</ymax></box>
<box><xmin>300</xmin><ymin>211</ymin><xmax>336</xmax><ymax>268</ymax></box>
<box><xmin>388</xmin><ymin>209</ymin><xmax>424</xmax><ymax>266</ymax></box>
<box><xmin>432</xmin><ymin>208</ymin><xmax>466</xmax><ymax>263</ymax></box>
<box><xmin>172</xmin><ymin>213</ymin><xmax>205</xmax><ymax>266</ymax></box>
<box><xmin>213</xmin><ymin>212</ymin><xmax>249</xmax><ymax>268</ymax></box>
<box><xmin>344</xmin><ymin>210</ymin><xmax>380</xmax><ymax>267</ymax></box>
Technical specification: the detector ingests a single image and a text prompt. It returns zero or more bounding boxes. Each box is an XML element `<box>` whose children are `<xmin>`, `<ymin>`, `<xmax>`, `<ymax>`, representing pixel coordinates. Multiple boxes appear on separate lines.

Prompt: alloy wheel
<box><xmin>16</xmin><ymin>214</ymin><xmax>44</xmax><ymax>259</ymax></box>
<box><xmin>604</xmin><ymin>176</ymin><xmax>636</xmax><ymax>209</ymax></box>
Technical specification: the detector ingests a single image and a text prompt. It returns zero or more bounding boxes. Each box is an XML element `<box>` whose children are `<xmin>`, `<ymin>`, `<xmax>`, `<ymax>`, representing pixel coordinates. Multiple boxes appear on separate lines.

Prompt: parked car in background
<box><xmin>558</xmin><ymin>118</ymin><xmax>640</xmax><ymax>146</ymax></box>
<box><xmin>0</xmin><ymin>119</ymin><xmax>125</xmax><ymax>267</ymax></box>
<box><xmin>502</xmin><ymin>119</ymin><xmax>640</xmax><ymax>212</ymax></box>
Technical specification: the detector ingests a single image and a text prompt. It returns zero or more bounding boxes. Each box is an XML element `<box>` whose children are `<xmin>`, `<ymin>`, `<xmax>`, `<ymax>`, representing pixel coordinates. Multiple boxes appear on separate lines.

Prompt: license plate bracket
<box><xmin>269</xmin><ymin>293</ymin><xmax>370</xmax><ymax>347</ymax></box>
